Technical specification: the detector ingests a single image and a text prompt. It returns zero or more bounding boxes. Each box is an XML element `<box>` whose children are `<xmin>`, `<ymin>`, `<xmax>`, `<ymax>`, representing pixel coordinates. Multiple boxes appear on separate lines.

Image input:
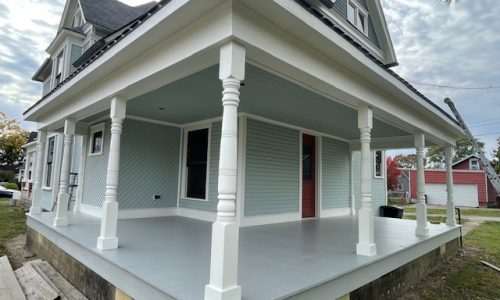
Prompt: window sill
<box><xmin>88</xmin><ymin>152</ymin><xmax>103</xmax><ymax>157</ymax></box>
<box><xmin>42</xmin><ymin>187</ymin><xmax>52</xmax><ymax>191</ymax></box>
<box><xmin>181</xmin><ymin>197</ymin><xmax>209</xmax><ymax>202</ymax></box>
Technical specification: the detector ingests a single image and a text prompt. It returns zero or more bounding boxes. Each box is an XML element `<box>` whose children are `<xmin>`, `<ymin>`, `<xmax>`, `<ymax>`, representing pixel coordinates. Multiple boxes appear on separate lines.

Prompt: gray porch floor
<box><xmin>27</xmin><ymin>213</ymin><xmax>460</xmax><ymax>300</ymax></box>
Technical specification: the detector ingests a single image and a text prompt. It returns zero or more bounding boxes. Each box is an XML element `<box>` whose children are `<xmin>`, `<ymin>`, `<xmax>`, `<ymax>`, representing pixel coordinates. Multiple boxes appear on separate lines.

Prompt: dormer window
<box><xmin>347</xmin><ymin>1</ymin><xmax>368</xmax><ymax>36</ymax></box>
<box><xmin>470</xmin><ymin>158</ymin><xmax>480</xmax><ymax>170</ymax></box>
<box><xmin>55</xmin><ymin>51</ymin><xmax>64</xmax><ymax>85</ymax></box>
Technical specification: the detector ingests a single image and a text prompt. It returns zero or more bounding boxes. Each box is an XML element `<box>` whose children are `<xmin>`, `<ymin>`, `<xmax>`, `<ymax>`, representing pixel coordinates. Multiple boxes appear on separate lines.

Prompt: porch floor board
<box><xmin>27</xmin><ymin>213</ymin><xmax>460</xmax><ymax>300</ymax></box>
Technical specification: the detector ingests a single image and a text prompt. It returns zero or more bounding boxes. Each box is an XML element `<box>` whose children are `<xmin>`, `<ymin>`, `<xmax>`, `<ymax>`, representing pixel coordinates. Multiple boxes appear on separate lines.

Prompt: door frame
<box><xmin>299</xmin><ymin>131</ymin><xmax>321</xmax><ymax>218</ymax></box>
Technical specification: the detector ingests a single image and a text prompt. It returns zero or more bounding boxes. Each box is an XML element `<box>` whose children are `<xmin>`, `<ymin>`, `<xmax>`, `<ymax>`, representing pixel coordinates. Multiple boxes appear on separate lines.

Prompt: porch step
<box><xmin>0</xmin><ymin>256</ymin><xmax>26</xmax><ymax>300</ymax></box>
<box><xmin>14</xmin><ymin>259</ymin><xmax>88</xmax><ymax>300</ymax></box>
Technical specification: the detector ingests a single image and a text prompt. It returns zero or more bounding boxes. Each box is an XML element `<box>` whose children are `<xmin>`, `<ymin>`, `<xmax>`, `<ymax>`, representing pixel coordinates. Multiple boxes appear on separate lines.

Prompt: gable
<box><xmin>58</xmin><ymin>0</ymin><xmax>84</xmax><ymax>31</ymax></box>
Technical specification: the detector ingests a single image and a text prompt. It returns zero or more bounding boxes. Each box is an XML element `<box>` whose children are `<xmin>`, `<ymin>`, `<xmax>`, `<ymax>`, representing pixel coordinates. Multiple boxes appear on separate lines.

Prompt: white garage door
<box><xmin>425</xmin><ymin>183</ymin><xmax>478</xmax><ymax>207</ymax></box>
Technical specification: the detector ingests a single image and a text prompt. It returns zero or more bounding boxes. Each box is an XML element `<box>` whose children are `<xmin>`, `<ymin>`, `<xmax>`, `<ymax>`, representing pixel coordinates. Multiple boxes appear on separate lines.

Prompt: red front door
<box><xmin>302</xmin><ymin>134</ymin><xmax>316</xmax><ymax>218</ymax></box>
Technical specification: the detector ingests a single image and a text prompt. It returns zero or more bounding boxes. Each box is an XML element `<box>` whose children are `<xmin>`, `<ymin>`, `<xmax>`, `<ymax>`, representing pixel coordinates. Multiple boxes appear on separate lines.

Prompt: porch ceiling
<box><xmin>124</xmin><ymin>64</ymin><xmax>410</xmax><ymax>140</ymax></box>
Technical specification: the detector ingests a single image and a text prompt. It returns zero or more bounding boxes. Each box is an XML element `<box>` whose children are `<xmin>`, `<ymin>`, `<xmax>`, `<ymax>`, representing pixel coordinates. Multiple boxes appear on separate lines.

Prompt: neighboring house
<box><xmin>19</xmin><ymin>132</ymin><xmax>38</xmax><ymax>205</ymax></box>
<box><xmin>399</xmin><ymin>155</ymin><xmax>498</xmax><ymax>208</ymax></box>
<box><xmin>24</xmin><ymin>0</ymin><xmax>467</xmax><ymax>299</ymax></box>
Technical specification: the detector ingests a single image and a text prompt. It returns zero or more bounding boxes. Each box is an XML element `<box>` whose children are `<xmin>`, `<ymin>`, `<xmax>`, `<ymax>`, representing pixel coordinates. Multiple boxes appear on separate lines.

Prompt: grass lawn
<box><xmin>402</xmin><ymin>206</ymin><xmax>500</xmax><ymax>217</ymax></box>
<box><xmin>0</xmin><ymin>198</ymin><xmax>27</xmax><ymax>256</ymax></box>
<box><xmin>401</xmin><ymin>214</ymin><xmax>468</xmax><ymax>224</ymax></box>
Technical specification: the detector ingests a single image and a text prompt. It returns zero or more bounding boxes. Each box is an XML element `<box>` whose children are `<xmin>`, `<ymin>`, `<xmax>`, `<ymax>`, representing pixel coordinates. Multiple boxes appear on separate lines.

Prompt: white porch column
<box><xmin>356</xmin><ymin>105</ymin><xmax>376</xmax><ymax>257</ymax></box>
<box><xmin>415</xmin><ymin>133</ymin><xmax>429</xmax><ymax>236</ymax></box>
<box><xmin>97</xmin><ymin>97</ymin><xmax>126</xmax><ymax>250</ymax></box>
<box><xmin>29</xmin><ymin>130</ymin><xmax>47</xmax><ymax>215</ymax></box>
<box><xmin>22</xmin><ymin>152</ymin><xmax>30</xmax><ymax>188</ymax></box>
<box><xmin>349</xmin><ymin>151</ymin><xmax>356</xmax><ymax>215</ymax></box>
<box><xmin>53</xmin><ymin>119</ymin><xmax>76</xmax><ymax>226</ymax></box>
<box><xmin>205</xmin><ymin>42</ymin><xmax>245</xmax><ymax>300</ymax></box>
<box><xmin>445</xmin><ymin>145</ymin><xmax>456</xmax><ymax>226</ymax></box>
<box><xmin>73</xmin><ymin>134</ymin><xmax>88</xmax><ymax>212</ymax></box>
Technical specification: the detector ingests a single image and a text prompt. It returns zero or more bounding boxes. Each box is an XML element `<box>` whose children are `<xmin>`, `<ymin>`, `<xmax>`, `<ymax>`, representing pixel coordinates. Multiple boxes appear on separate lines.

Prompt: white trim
<box><xmin>299</xmin><ymin>133</ymin><xmax>303</xmax><ymax>217</ymax></box>
<box><xmin>242</xmin><ymin>113</ymin><xmax>349</xmax><ymax>143</ymax></box>
<box><xmin>74</xmin><ymin>133</ymin><xmax>88</xmax><ymax>212</ymax></box>
<box><xmin>42</xmin><ymin>134</ymin><xmax>59</xmax><ymax>190</ymax></box>
<box><xmin>452</xmin><ymin>155</ymin><xmax>477</xmax><ymax>167</ymax></box>
<box><xmin>317</xmin><ymin>136</ymin><xmax>323</xmax><ymax>217</ymax></box>
<box><xmin>469</xmin><ymin>158</ymin><xmax>480</xmax><ymax>171</ymax></box>
<box><xmin>180</xmin><ymin>124</ymin><xmax>212</xmax><ymax>201</ymax></box>
<box><xmin>373</xmin><ymin>150</ymin><xmax>384</xmax><ymax>178</ymax></box>
<box><xmin>177</xmin><ymin>207</ymin><xmax>216</xmax><ymax>222</ymax></box>
<box><xmin>236</xmin><ymin>115</ymin><xmax>247</xmax><ymax>224</ymax></box>
<box><xmin>182</xmin><ymin>117</ymin><xmax>222</xmax><ymax>129</ymax></box>
<box><xmin>347</xmin><ymin>0</ymin><xmax>369</xmax><ymax>37</ymax></box>
<box><xmin>349</xmin><ymin>151</ymin><xmax>356</xmax><ymax>215</ymax></box>
<box><xmin>320</xmin><ymin>207</ymin><xmax>351</xmax><ymax>218</ymax></box>
<box><xmin>126</xmin><ymin>114</ymin><xmax>181</xmax><ymax>128</ymax></box>
<box><xmin>79</xmin><ymin>203</ymin><xmax>102</xmax><ymax>218</ymax></box>
<box><xmin>240</xmin><ymin>212</ymin><xmax>301</xmax><ymax>227</ymax></box>
<box><xmin>88</xmin><ymin>122</ymin><xmax>105</xmax><ymax>156</ymax></box>
<box><xmin>118</xmin><ymin>207</ymin><xmax>177</xmax><ymax>219</ymax></box>
<box><xmin>176</xmin><ymin>127</ymin><xmax>184</xmax><ymax>209</ymax></box>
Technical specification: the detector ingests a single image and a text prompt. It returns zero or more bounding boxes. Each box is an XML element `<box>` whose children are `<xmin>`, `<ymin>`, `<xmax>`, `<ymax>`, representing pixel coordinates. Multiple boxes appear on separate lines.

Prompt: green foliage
<box><xmin>394</xmin><ymin>154</ymin><xmax>419</xmax><ymax>168</ymax></box>
<box><xmin>0</xmin><ymin>170</ymin><xmax>15</xmax><ymax>182</ymax></box>
<box><xmin>0</xmin><ymin>199</ymin><xmax>27</xmax><ymax>256</ymax></box>
<box><xmin>426</xmin><ymin>138</ymin><xmax>484</xmax><ymax>168</ymax></box>
<box><xmin>3</xmin><ymin>182</ymin><xmax>18</xmax><ymax>190</ymax></box>
<box><xmin>493</xmin><ymin>137</ymin><xmax>500</xmax><ymax>174</ymax></box>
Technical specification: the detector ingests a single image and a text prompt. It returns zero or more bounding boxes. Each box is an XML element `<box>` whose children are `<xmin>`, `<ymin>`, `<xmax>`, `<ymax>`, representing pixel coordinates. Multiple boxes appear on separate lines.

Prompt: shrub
<box><xmin>0</xmin><ymin>170</ymin><xmax>15</xmax><ymax>182</ymax></box>
<box><xmin>3</xmin><ymin>182</ymin><xmax>18</xmax><ymax>190</ymax></box>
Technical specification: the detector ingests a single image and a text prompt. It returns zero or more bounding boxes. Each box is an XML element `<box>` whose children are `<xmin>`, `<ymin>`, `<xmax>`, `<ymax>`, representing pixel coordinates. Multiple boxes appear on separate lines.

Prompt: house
<box><xmin>23</xmin><ymin>0</ymin><xmax>466</xmax><ymax>299</ymax></box>
<box><xmin>399</xmin><ymin>155</ymin><xmax>499</xmax><ymax>208</ymax></box>
<box><xmin>18</xmin><ymin>132</ymin><xmax>39</xmax><ymax>208</ymax></box>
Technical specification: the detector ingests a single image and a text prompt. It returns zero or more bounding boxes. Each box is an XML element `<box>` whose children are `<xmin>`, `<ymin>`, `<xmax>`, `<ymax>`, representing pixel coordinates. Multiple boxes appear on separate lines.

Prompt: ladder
<box><xmin>445</xmin><ymin>97</ymin><xmax>500</xmax><ymax>195</ymax></box>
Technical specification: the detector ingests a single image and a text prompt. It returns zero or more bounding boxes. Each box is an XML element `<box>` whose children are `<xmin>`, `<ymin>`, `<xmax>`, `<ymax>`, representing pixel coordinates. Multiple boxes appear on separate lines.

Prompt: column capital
<box><xmin>219</xmin><ymin>41</ymin><xmax>245</xmax><ymax>81</ymax></box>
<box><xmin>357</xmin><ymin>105</ymin><xmax>373</xmax><ymax>129</ymax></box>
<box><xmin>110</xmin><ymin>96</ymin><xmax>127</xmax><ymax>119</ymax></box>
<box><xmin>414</xmin><ymin>133</ymin><xmax>425</xmax><ymax>148</ymax></box>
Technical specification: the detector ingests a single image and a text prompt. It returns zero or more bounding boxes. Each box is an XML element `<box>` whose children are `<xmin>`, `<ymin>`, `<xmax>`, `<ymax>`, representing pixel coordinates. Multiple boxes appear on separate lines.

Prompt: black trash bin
<box><xmin>379</xmin><ymin>205</ymin><xmax>404</xmax><ymax>218</ymax></box>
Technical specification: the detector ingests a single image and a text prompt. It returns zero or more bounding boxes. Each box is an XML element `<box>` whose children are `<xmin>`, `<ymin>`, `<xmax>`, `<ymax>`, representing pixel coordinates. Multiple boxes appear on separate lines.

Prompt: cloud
<box><xmin>382</xmin><ymin>0</ymin><xmax>500</xmax><ymax>155</ymax></box>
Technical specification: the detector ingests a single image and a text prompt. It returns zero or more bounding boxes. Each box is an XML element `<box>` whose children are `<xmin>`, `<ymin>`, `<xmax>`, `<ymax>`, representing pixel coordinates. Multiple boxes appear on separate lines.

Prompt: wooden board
<box><xmin>14</xmin><ymin>263</ymin><xmax>59</xmax><ymax>300</ymax></box>
<box><xmin>30</xmin><ymin>260</ymin><xmax>87</xmax><ymax>300</ymax></box>
<box><xmin>0</xmin><ymin>256</ymin><xmax>26</xmax><ymax>300</ymax></box>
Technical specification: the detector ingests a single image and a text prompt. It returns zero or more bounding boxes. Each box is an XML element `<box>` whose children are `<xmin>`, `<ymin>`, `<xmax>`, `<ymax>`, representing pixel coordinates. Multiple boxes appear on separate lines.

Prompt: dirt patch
<box><xmin>5</xmin><ymin>233</ymin><xmax>37</xmax><ymax>269</ymax></box>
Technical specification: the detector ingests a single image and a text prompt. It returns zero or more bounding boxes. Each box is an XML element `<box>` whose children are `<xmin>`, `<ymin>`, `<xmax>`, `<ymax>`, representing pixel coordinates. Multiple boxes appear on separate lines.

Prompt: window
<box><xmin>55</xmin><ymin>51</ymin><xmax>64</xmax><ymax>85</ymax></box>
<box><xmin>89</xmin><ymin>123</ymin><xmax>105</xmax><ymax>155</ymax></box>
<box><xmin>347</xmin><ymin>1</ymin><xmax>368</xmax><ymax>36</ymax></box>
<box><xmin>45</xmin><ymin>137</ymin><xmax>56</xmax><ymax>188</ymax></box>
<box><xmin>470</xmin><ymin>158</ymin><xmax>480</xmax><ymax>170</ymax></box>
<box><xmin>374</xmin><ymin>150</ymin><xmax>383</xmax><ymax>177</ymax></box>
<box><xmin>185</xmin><ymin>128</ymin><xmax>209</xmax><ymax>199</ymax></box>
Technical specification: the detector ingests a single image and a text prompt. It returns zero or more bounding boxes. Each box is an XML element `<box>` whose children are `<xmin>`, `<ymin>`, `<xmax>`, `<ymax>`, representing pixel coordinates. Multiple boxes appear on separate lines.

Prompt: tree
<box><xmin>0</xmin><ymin>112</ymin><xmax>29</xmax><ymax>169</ymax></box>
<box><xmin>394</xmin><ymin>154</ymin><xmax>418</xmax><ymax>169</ymax></box>
<box><xmin>426</xmin><ymin>138</ymin><xmax>484</xmax><ymax>169</ymax></box>
<box><xmin>493</xmin><ymin>137</ymin><xmax>500</xmax><ymax>174</ymax></box>
<box><xmin>386</xmin><ymin>156</ymin><xmax>400</xmax><ymax>190</ymax></box>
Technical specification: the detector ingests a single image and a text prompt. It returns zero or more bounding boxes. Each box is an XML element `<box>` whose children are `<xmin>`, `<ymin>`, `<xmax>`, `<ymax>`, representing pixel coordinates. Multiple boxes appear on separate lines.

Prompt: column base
<box><xmin>205</xmin><ymin>284</ymin><xmax>241</xmax><ymax>300</ymax></box>
<box><xmin>415</xmin><ymin>226</ymin><xmax>429</xmax><ymax>236</ymax></box>
<box><xmin>97</xmin><ymin>236</ymin><xmax>119</xmax><ymax>250</ymax></box>
<box><xmin>446</xmin><ymin>202</ymin><xmax>456</xmax><ymax>226</ymax></box>
<box><xmin>53</xmin><ymin>217</ymin><xmax>69</xmax><ymax>227</ymax></box>
<box><xmin>415</xmin><ymin>201</ymin><xmax>429</xmax><ymax>236</ymax></box>
<box><xmin>29</xmin><ymin>207</ymin><xmax>42</xmax><ymax>215</ymax></box>
<box><xmin>356</xmin><ymin>242</ymin><xmax>377</xmax><ymax>256</ymax></box>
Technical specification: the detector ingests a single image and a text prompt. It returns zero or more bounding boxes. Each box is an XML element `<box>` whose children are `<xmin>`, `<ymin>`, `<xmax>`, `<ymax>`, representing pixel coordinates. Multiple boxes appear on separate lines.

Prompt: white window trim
<box><xmin>88</xmin><ymin>122</ymin><xmax>105</xmax><ymax>156</ymax></box>
<box><xmin>374</xmin><ymin>150</ymin><xmax>384</xmax><ymax>178</ymax></box>
<box><xmin>469</xmin><ymin>158</ymin><xmax>480</xmax><ymax>170</ymax></box>
<box><xmin>42</xmin><ymin>134</ymin><xmax>58</xmax><ymax>190</ymax></box>
<box><xmin>347</xmin><ymin>0</ymin><xmax>369</xmax><ymax>37</ymax></box>
<box><xmin>181</xmin><ymin>123</ymin><xmax>212</xmax><ymax>202</ymax></box>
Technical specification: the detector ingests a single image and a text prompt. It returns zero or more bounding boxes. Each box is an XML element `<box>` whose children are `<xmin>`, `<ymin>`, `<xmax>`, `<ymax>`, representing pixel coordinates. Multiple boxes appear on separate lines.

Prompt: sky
<box><xmin>0</xmin><ymin>0</ymin><xmax>499</xmax><ymax>156</ymax></box>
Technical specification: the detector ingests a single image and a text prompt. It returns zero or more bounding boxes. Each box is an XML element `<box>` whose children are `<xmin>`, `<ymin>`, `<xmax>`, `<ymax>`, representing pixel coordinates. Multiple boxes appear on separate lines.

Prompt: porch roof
<box><xmin>28</xmin><ymin>213</ymin><xmax>460</xmax><ymax>300</ymax></box>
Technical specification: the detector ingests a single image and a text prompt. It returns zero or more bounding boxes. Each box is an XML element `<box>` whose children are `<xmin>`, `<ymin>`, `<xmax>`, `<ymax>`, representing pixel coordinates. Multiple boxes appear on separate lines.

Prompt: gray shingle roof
<box><xmin>80</xmin><ymin>0</ymin><xmax>156</xmax><ymax>31</ymax></box>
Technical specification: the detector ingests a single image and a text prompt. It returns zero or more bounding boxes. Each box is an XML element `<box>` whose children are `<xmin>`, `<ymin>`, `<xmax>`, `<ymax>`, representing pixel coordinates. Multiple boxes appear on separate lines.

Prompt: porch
<box><xmin>27</xmin><ymin>212</ymin><xmax>461</xmax><ymax>300</ymax></box>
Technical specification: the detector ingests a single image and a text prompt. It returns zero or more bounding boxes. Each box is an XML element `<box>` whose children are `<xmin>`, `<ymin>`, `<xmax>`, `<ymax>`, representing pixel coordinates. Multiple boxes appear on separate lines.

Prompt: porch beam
<box><xmin>97</xmin><ymin>96</ymin><xmax>126</xmax><ymax>250</ymax></box>
<box><xmin>53</xmin><ymin>119</ymin><xmax>76</xmax><ymax>226</ymax></box>
<box><xmin>445</xmin><ymin>145</ymin><xmax>456</xmax><ymax>226</ymax></box>
<box><xmin>29</xmin><ymin>130</ymin><xmax>47</xmax><ymax>215</ymax></box>
<box><xmin>356</xmin><ymin>105</ymin><xmax>377</xmax><ymax>257</ymax></box>
<box><xmin>205</xmin><ymin>41</ymin><xmax>244</xmax><ymax>300</ymax></box>
<box><xmin>415</xmin><ymin>133</ymin><xmax>429</xmax><ymax>236</ymax></box>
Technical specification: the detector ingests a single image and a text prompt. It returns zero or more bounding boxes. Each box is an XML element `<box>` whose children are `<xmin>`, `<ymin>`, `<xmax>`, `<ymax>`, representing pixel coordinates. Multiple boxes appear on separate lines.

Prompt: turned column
<box><xmin>445</xmin><ymin>145</ymin><xmax>456</xmax><ymax>225</ymax></box>
<box><xmin>97</xmin><ymin>96</ymin><xmax>126</xmax><ymax>250</ymax></box>
<box><xmin>29</xmin><ymin>130</ymin><xmax>47</xmax><ymax>215</ymax></box>
<box><xmin>415</xmin><ymin>133</ymin><xmax>429</xmax><ymax>236</ymax></box>
<box><xmin>356</xmin><ymin>105</ymin><xmax>376</xmax><ymax>257</ymax></box>
<box><xmin>205</xmin><ymin>42</ymin><xmax>245</xmax><ymax>300</ymax></box>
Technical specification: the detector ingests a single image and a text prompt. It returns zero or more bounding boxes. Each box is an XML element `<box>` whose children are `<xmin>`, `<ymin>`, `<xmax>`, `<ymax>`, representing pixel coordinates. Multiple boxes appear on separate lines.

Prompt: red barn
<box><xmin>403</xmin><ymin>156</ymin><xmax>498</xmax><ymax>208</ymax></box>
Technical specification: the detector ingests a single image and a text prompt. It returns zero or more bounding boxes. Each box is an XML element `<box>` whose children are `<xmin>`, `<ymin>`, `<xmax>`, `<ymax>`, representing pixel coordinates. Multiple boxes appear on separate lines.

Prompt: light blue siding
<box><xmin>322</xmin><ymin>137</ymin><xmax>350</xmax><ymax>209</ymax></box>
<box><xmin>82</xmin><ymin>120</ymin><xmax>180</xmax><ymax>209</ymax></box>
<box><xmin>352</xmin><ymin>151</ymin><xmax>386</xmax><ymax>215</ymax></box>
<box><xmin>244</xmin><ymin>119</ymin><xmax>300</xmax><ymax>216</ymax></box>
<box><xmin>118</xmin><ymin>120</ymin><xmax>180</xmax><ymax>209</ymax></box>
<box><xmin>69</xmin><ymin>44</ymin><xmax>82</xmax><ymax>74</ymax></box>
<box><xmin>179</xmin><ymin>122</ymin><xmax>221</xmax><ymax>211</ymax></box>
<box><xmin>41</xmin><ymin>190</ymin><xmax>53</xmax><ymax>211</ymax></box>
<box><xmin>81</xmin><ymin>122</ymin><xmax>110</xmax><ymax>207</ymax></box>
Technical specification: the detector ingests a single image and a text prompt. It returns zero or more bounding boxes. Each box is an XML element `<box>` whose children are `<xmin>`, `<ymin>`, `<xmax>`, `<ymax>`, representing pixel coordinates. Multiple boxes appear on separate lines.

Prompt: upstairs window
<box><xmin>374</xmin><ymin>150</ymin><xmax>383</xmax><ymax>178</ymax></box>
<box><xmin>45</xmin><ymin>136</ymin><xmax>56</xmax><ymax>188</ymax></box>
<box><xmin>185</xmin><ymin>128</ymin><xmax>209</xmax><ymax>199</ymax></box>
<box><xmin>55</xmin><ymin>51</ymin><xmax>64</xmax><ymax>85</ymax></box>
<box><xmin>470</xmin><ymin>158</ymin><xmax>480</xmax><ymax>170</ymax></box>
<box><xmin>347</xmin><ymin>1</ymin><xmax>368</xmax><ymax>36</ymax></box>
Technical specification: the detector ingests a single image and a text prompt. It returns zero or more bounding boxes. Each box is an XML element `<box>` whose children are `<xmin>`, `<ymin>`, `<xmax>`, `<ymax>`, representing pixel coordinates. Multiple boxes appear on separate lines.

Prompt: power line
<box><xmin>475</xmin><ymin>132</ymin><xmax>500</xmax><ymax>137</ymax></box>
<box><xmin>409</xmin><ymin>81</ymin><xmax>500</xmax><ymax>90</ymax></box>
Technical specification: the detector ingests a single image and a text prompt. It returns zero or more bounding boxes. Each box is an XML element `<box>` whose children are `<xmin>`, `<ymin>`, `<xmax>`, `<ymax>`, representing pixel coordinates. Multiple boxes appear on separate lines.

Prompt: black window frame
<box><xmin>184</xmin><ymin>128</ymin><xmax>209</xmax><ymax>200</ymax></box>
